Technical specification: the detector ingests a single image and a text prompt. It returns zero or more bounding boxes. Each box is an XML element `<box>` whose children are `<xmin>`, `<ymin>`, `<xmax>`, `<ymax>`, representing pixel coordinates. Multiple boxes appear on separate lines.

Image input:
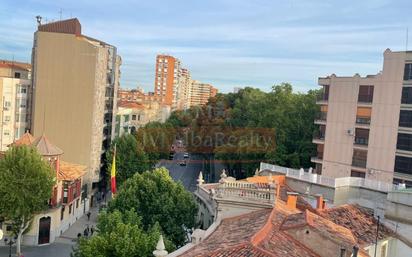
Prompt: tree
<box><xmin>71</xmin><ymin>209</ymin><xmax>174</xmax><ymax>257</ymax></box>
<box><xmin>0</xmin><ymin>146</ymin><xmax>55</xmax><ymax>255</ymax></box>
<box><xmin>108</xmin><ymin>168</ymin><xmax>197</xmax><ymax>247</ymax></box>
<box><xmin>106</xmin><ymin>134</ymin><xmax>151</xmax><ymax>186</ymax></box>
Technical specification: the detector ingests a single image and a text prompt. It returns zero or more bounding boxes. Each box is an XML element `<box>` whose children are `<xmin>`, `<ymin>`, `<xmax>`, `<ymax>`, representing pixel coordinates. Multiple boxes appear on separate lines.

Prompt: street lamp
<box><xmin>4</xmin><ymin>235</ymin><xmax>17</xmax><ymax>257</ymax></box>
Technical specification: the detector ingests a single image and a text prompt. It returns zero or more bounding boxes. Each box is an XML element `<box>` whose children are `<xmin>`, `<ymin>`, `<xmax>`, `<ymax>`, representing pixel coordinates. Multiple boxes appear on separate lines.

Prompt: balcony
<box><xmin>355</xmin><ymin>117</ymin><xmax>370</xmax><ymax>125</ymax></box>
<box><xmin>352</xmin><ymin>158</ymin><xmax>367</xmax><ymax>168</ymax></box>
<box><xmin>316</xmin><ymin>94</ymin><xmax>329</xmax><ymax>104</ymax></box>
<box><xmin>313</xmin><ymin>131</ymin><xmax>326</xmax><ymax>144</ymax></box>
<box><xmin>354</xmin><ymin>137</ymin><xmax>368</xmax><ymax>147</ymax></box>
<box><xmin>311</xmin><ymin>153</ymin><xmax>323</xmax><ymax>164</ymax></box>
<box><xmin>314</xmin><ymin>112</ymin><xmax>327</xmax><ymax>124</ymax></box>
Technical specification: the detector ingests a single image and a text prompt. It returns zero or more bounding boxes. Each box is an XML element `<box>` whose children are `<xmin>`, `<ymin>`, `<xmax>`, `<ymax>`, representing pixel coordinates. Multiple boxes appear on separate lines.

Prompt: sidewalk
<box><xmin>0</xmin><ymin>204</ymin><xmax>102</xmax><ymax>257</ymax></box>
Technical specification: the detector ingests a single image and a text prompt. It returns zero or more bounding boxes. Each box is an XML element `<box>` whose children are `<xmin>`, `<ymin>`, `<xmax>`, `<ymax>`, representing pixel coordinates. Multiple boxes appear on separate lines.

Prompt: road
<box><xmin>157</xmin><ymin>152</ymin><xmax>203</xmax><ymax>192</ymax></box>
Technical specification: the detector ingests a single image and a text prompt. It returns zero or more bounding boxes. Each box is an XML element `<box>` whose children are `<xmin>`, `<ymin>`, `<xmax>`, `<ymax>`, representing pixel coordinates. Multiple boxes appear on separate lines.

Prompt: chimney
<box><xmin>316</xmin><ymin>194</ymin><xmax>326</xmax><ymax>210</ymax></box>
<box><xmin>286</xmin><ymin>192</ymin><xmax>298</xmax><ymax>210</ymax></box>
<box><xmin>352</xmin><ymin>246</ymin><xmax>359</xmax><ymax>257</ymax></box>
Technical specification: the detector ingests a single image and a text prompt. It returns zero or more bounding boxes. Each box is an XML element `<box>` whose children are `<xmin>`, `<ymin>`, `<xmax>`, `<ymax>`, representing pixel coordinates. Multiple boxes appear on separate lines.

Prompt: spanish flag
<box><xmin>111</xmin><ymin>145</ymin><xmax>117</xmax><ymax>195</ymax></box>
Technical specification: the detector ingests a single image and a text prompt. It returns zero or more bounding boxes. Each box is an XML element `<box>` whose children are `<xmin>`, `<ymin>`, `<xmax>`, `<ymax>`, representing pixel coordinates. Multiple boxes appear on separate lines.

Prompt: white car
<box><xmin>183</xmin><ymin>153</ymin><xmax>189</xmax><ymax>158</ymax></box>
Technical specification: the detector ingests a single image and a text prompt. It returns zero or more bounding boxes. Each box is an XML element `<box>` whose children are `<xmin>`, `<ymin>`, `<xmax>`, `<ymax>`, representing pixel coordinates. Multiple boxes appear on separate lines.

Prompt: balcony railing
<box><xmin>313</xmin><ymin>131</ymin><xmax>326</xmax><ymax>140</ymax></box>
<box><xmin>317</xmin><ymin>94</ymin><xmax>329</xmax><ymax>102</ymax></box>
<box><xmin>358</xmin><ymin>95</ymin><xmax>373</xmax><ymax>103</ymax></box>
<box><xmin>352</xmin><ymin>158</ymin><xmax>367</xmax><ymax>168</ymax></box>
<box><xmin>354</xmin><ymin>137</ymin><xmax>368</xmax><ymax>146</ymax></box>
<box><xmin>315</xmin><ymin>112</ymin><xmax>327</xmax><ymax>121</ymax></box>
<box><xmin>356</xmin><ymin>117</ymin><xmax>371</xmax><ymax>125</ymax></box>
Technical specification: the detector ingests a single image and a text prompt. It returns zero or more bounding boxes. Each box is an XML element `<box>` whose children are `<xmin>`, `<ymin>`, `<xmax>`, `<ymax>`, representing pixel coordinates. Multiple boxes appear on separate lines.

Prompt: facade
<box><xmin>189</xmin><ymin>80</ymin><xmax>217</xmax><ymax>108</ymax></box>
<box><xmin>0</xmin><ymin>133</ymin><xmax>88</xmax><ymax>246</ymax></box>
<box><xmin>154</xmin><ymin>55</ymin><xmax>181</xmax><ymax>108</ymax></box>
<box><xmin>115</xmin><ymin>100</ymin><xmax>171</xmax><ymax>137</ymax></box>
<box><xmin>312</xmin><ymin>49</ymin><xmax>412</xmax><ymax>186</ymax></box>
<box><xmin>167</xmin><ymin>170</ymin><xmax>408</xmax><ymax>257</ymax></box>
<box><xmin>0</xmin><ymin>60</ymin><xmax>32</xmax><ymax>151</ymax></box>
<box><xmin>30</xmin><ymin>18</ymin><xmax>121</xmax><ymax>195</ymax></box>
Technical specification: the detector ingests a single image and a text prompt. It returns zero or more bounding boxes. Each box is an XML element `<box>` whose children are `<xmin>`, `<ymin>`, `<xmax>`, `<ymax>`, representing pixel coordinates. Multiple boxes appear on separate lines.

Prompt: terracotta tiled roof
<box><xmin>32</xmin><ymin>134</ymin><xmax>64</xmax><ymax>156</ymax></box>
<box><xmin>280</xmin><ymin>210</ymin><xmax>357</xmax><ymax>248</ymax></box>
<box><xmin>38</xmin><ymin>18</ymin><xmax>81</xmax><ymax>35</ymax></box>
<box><xmin>318</xmin><ymin>204</ymin><xmax>394</xmax><ymax>246</ymax></box>
<box><xmin>10</xmin><ymin>132</ymin><xmax>35</xmax><ymax>146</ymax></box>
<box><xmin>118</xmin><ymin>101</ymin><xmax>144</xmax><ymax>109</ymax></box>
<box><xmin>58</xmin><ymin>161</ymin><xmax>86</xmax><ymax>181</ymax></box>
<box><xmin>0</xmin><ymin>60</ymin><xmax>31</xmax><ymax>71</ymax></box>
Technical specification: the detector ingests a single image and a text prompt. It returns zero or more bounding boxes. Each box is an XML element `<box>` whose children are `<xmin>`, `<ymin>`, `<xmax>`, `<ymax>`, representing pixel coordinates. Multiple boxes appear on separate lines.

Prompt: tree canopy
<box><xmin>0</xmin><ymin>145</ymin><xmax>55</xmax><ymax>255</ymax></box>
<box><xmin>106</xmin><ymin>134</ymin><xmax>151</xmax><ymax>185</ymax></box>
<box><xmin>71</xmin><ymin>209</ymin><xmax>174</xmax><ymax>257</ymax></box>
<box><xmin>108</xmin><ymin>168</ymin><xmax>197</xmax><ymax>247</ymax></box>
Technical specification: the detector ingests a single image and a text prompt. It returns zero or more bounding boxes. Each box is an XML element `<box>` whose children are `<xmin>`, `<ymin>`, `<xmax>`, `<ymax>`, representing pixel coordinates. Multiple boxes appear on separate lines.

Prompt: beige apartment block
<box><xmin>0</xmin><ymin>60</ymin><xmax>32</xmax><ymax>151</ymax></box>
<box><xmin>31</xmin><ymin>18</ymin><xmax>120</xmax><ymax>193</ymax></box>
<box><xmin>312</xmin><ymin>49</ymin><xmax>412</xmax><ymax>186</ymax></box>
<box><xmin>189</xmin><ymin>80</ymin><xmax>218</xmax><ymax>107</ymax></box>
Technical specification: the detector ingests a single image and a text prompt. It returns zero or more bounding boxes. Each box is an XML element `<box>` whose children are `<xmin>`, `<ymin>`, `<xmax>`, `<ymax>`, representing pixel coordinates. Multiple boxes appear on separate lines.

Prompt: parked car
<box><xmin>179</xmin><ymin>160</ymin><xmax>187</xmax><ymax>166</ymax></box>
<box><xmin>183</xmin><ymin>153</ymin><xmax>189</xmax><ymax>158</ymax></box>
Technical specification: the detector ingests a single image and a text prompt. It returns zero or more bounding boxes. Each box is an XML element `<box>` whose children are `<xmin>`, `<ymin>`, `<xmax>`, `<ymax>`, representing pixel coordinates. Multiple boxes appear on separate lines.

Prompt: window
<box><xmin>395</xmin><ymin>156</ymin><xmax>412</xmax><ymax>175</ymax></box>
<box><xmin>352</xmin><ymin>149</ymin><xmax>367</xmax><ymax>168</ymax></box>
<box><xmin>132</xmin><ymin>115</ymin><xmax>136</xmax><ymax>120</ymax></box>
<box><xmin>124</xmin><ymin>115</ymin><xmax>129</xmax><ymax>122</ymax></box>
<box><xmin>76</xmin><ymin>199</ymin><xmax>79</xmax><ymax>208</ymax></box>
<box><xmin>20</xmin><ymin>87</ymin><xmax>27</xmax><ymax>93</ymax></box>
<box><xmin>3</xmin><ymin>131</ymin><xmax>10</xmax><ymax>136</ymax></box>
<box><xmin>397</xmin><ymin>133</ymin><xmax>412</xmax><ymax>151</ymax></box>
<box><xmin>14</xmin><ymin>72</ymin><xmax>21</xmax><ymax>78</ymax></box>
<box><xmin>69</xmin><ymin>204</ymin><xmax>72</xmax><ymax>214</ymax></box>
<box><xmin>404</xmin><ymin>63</ymin><xmax>412</xmax><ymax>80</ymax></box>
<box><xmin>354</xmin><ymin>128</ymin><xmax>369</xmax><ymax>145</ymax></box>
<box><xmin>401</xmin><ymin>87</ymin><xmax>412</xmax><ymax>104</ymax></box>
<box><xmin>399</xmin><ymin>110</ymin><xmax>412</xmax><ymax>127</ymax></box>
<box><xmin>351</xmin><ymin>170</ymin><xmax>366</xmax><ymax>178</ymax></box>
<box><xmin>4</xmin><ymin>101</ymin><xmax>11</xmax><ymax>108</ymax></box>
<box><xmin>63</xmin><ymin>182</ymin><xmax>68</xmax><ymax>204</ymax></box>
<box><xmin>358</xmin><ymin>85</ymin><xmax>374</xmax><ymax>103</ymax></box>
<box><xmin>356</xmin><ymin>107</ymin><xmax>371</xmax><ymax>124</ymax></box>
<box><xmin>4</xmin><ymin>116</ymin><xmax>10</xmax><ymax>122</ymax></box>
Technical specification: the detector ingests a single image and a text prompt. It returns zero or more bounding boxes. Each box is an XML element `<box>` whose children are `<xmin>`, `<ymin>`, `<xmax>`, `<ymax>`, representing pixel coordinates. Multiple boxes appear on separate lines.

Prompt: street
<box><xmin>158</xmin><ymin>152</ymin><xmax>203</xmax><ymax>192</ymax></box>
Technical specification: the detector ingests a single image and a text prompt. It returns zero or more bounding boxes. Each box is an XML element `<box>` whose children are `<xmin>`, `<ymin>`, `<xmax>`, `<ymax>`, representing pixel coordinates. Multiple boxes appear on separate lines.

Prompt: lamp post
<box><xmin>4</xmin><ymin>236</ymin><xmax>17</xmax><ymax>257</ymax></box>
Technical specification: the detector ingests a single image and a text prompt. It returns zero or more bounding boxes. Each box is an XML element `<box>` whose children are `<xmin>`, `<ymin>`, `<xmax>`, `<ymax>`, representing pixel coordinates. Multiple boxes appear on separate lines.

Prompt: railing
<box><xmin>214</xmin><ymin>181</ymin><xmax>275</xmax><ymax>204</ymax></box>
<box><xmin>259</xmin><ymin>162</ymin><xmax>394</xmax><ymax>192</ymax></box>
<box><xmin>356</xmin><ymin>117</ymin><xmax>371</xmax><ymax>125</ymax></box>
<box><xmin>354</xmin><ymin>137</ymin><xmax>368</xmax><ymax>146</ymax></box>
<box><xmin>358</xmin><ymin>95</ymin><xmax>373</xmax><ymax>103</ymax></box>
<box><xmin>313</xmin><ymin>131</ymin><xmax>326</xmax><ymax>140</ymax></box>
<box><xmin>317</xmin><ymin>93</ymin><xmax>329</xmax><ymax>101</ymax></box>
<box><xmin>352</xmin><ymin>158</ymin><xmax>367</xmax><ymax>168</ymax></box>
<box><xmin>315</xmin><ymin>112</ymin><xmax>327</xmax><ymax>121</ymax></box>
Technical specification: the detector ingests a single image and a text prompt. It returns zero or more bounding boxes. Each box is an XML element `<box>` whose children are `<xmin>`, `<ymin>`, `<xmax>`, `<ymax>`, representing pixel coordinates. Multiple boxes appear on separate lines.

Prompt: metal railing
<box><xmin>356</xmin><ymin>117</ymin><xmax>371</xmax><ymax>125</ymax></box>
<box><xmin>352</xmin><ymin>158</ymin><xmax>367</xmax><ymax>168</ymax></box>
<box><xmin>354</xmin><ymin>137</ymin><xmax>368</xmax><ymax>146</ymax></box>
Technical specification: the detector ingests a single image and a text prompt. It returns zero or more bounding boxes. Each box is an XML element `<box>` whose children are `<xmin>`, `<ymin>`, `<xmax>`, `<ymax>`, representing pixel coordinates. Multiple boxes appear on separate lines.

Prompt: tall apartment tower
<box><xmin>31</xmin><ymin>18</ymin><xmax>121</xmax><ymax>193</ymax></box>
<box><xmin>177</xmin><ymin>68</ymin><xmax>191</xmax><ymax>110</ymax></box>
<box><xmin>312</xmin><ymin>49</ymin><xmax>412</xmax><ymax>186</ymax></box>
<box><xmin>0</xmin><ymin>60</ymin><xmax>32</xmax><ymax>151</ymax></box>
<box><xmin>154</xmin><ymin>55</ymin><xmax>181</xmax><ymax>108</ymax></box>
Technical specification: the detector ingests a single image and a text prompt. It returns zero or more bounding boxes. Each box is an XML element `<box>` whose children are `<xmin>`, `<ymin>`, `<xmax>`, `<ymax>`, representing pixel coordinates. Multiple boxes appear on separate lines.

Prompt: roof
<box><xmin>280</xmin><ymin>210</ymin><xmax>356</xmax><ymax>248</ymax></box>
<box><xmin>0</xmin><ymin>60</ymin><xmax>31</xmax><ymax>71</ymax></box>
<box><xmin>10</xmin><ymin>132</ymin><xmax>35</xmax><ymax>146</ymax></box>
<box><xmin>318</xmin><ymin>204</ymin><xmax>394</xmax><ymax>246</ymax></box>
<box><xmin>58</xmin><ymin>161</ymin><xmax>87</xmax><ymax>181</ymax></box>
<box><xmin>31</xmin><ymin>134</ymin><xmax>64</xmax><ymax>156</ymax></box>
<box><xmin>179</xmin><ymin>203</ymin><xmax>321</xmax><ymax>257</ymax></box>
<box><xmin>38</xmin><ymin>18</ymin><xmax>81</xmax><ymax>35</ymax></box>
<box><xmin>118</xmin><ymin>101</ymin><xmax>144</xmax><ymax>109</ymax></box>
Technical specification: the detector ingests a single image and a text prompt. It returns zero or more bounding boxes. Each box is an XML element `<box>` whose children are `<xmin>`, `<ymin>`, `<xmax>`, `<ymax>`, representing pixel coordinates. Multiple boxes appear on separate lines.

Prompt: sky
<box><xmin>0</xmin><ymin>0</ymin><xmax>411</xmax><ymax>93</ymax></box>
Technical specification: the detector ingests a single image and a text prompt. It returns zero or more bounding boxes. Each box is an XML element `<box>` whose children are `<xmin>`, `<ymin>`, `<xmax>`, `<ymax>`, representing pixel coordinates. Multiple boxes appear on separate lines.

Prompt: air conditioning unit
<box><xmin>347</xmin><ymin>129</ymin><xmax>354</xmax><ymax>136</ymax></box>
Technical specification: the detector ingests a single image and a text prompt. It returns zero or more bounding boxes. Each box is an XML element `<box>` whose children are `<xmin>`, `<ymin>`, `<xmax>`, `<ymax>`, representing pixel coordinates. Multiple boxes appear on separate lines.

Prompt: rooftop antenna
<box><xmin>35</xmin><ymin>15</ymin><xmax>42</xmax><ymax>26</ymax></box>
<box><xmin>58</xmin><ymin>8</ymin><xmax>63</xmax><ymax>20</ymax></box>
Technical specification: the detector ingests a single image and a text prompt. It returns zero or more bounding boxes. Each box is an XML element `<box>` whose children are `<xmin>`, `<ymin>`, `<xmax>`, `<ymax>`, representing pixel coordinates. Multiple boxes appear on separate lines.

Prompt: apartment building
<box><xmin>31</xmin><ymin>18</ymin><xmax>121</xmax><ymax>195</ymax></box>
<box><xmin>154</xmin><ymin>55</ymin><xmax>181</xmax><ymax>108</ymax></box>
<box><xmin>312</xmin><ymin>49</ymin><xmax>412</xmax><ymax>186</ymax></box>
<box><xmin>0</xmin><ymin>60</ymin><xmax>32</xmax><ymax>151</ymax></box>
<box><xmin>177</xmin><ymin>68</ymin><xmax>191</xmax><ymax>110</ymax></box>
<box><xmin>189</xmin><ymin>80</ymin><xmax>218</xmax><ymax>107</ymax></box>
